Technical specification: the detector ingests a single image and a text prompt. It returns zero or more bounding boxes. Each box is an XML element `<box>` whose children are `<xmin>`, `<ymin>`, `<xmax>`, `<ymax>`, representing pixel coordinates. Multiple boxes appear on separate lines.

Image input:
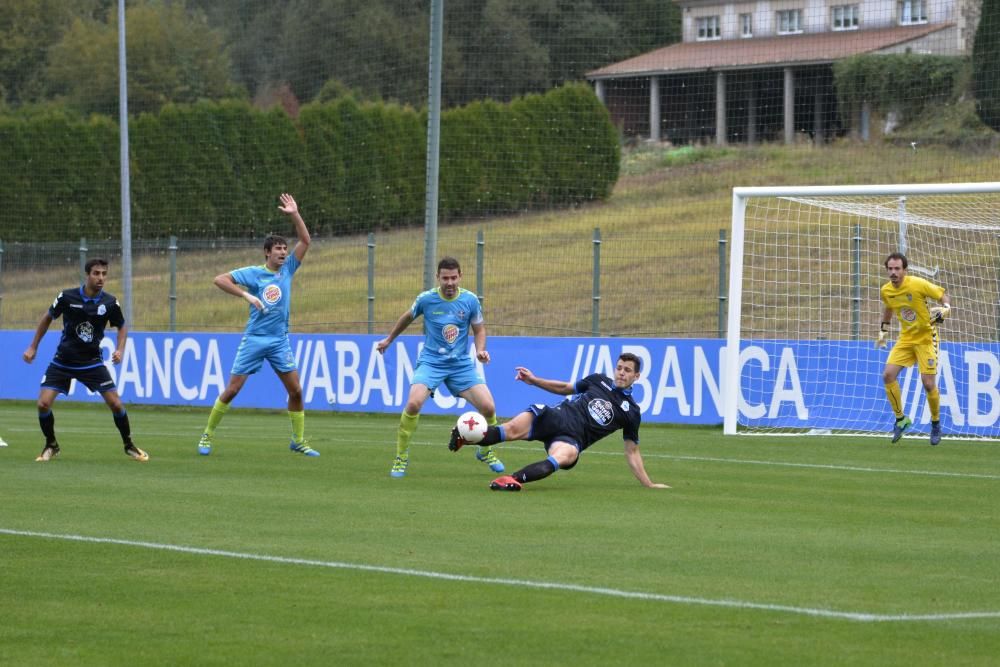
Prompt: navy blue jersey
<box><xmin>47</xmin><ymin>286</ymin><xmax>125</xmax><ymax>368</ymax></box>
<box><xmin>554</xmin><ymin>373</ymin><xmax>641</xmax><ymax>448</ymax></box>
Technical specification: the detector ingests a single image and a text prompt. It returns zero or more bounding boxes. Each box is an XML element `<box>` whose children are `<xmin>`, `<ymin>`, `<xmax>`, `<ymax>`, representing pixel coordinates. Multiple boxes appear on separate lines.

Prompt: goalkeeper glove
<box><xmin>930</xmin><ymin>304</ymin><xmax>951</xmax><ymax>324</ymax></box>
<box><xmin>876</xmin><ymin>322</ymin><xmax>890</xmax><ymax>349</ymax></box>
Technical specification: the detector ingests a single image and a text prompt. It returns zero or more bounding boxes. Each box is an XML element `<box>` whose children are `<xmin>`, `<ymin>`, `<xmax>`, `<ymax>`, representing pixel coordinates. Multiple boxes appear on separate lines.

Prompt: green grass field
<box><xmin>2</xmin><ymin>401</ymin><xmax>999</xmax><ymax>665</ymax></box>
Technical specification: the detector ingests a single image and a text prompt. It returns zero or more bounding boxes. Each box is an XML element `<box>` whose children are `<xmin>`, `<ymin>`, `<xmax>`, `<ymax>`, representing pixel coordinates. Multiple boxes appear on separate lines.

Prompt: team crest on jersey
<box><xmin>900</xmin><ymin>307</ymin><xmax>916</xmax><ymax>322</ymax></box>
<box><xmin>587</xmin><ymin>398</ymin><xmax>614</xmax><ymax>426</ymax></box>
<box><xmin>442</xmin><ymin>323</ymin><xmax>459</xmax><ymax>344</ymax></box>
<box><xmin>76</xmin><ymin>321</ymin><xmax>95</xmax><ymax>343</ymax></box>
<box><xmin>97</xmin><ymin>304</ymin><xmax>106</xmax><ymax>316</ymax></box>
<box><xmin>622</xmin><ymin>401</ymin><xmax>630</xmax><ymax>411</ymax></box>
<box><xmin>262</xmin><ymin>284</ymin><xmax>282</xmax><ymax>306</ymax></box>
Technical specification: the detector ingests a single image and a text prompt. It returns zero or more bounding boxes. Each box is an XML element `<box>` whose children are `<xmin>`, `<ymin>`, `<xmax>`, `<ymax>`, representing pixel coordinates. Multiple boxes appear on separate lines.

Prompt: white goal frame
<box><xmin>723</xmin><ymin>182</ymin><xmax>1000</xmax><ymax>436</ymax></box>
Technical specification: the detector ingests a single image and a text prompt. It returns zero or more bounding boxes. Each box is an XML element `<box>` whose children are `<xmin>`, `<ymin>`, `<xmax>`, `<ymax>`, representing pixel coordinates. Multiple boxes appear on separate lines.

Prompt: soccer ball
<box><xmin>456</xmin><ymin>411</ymin><xmax>488</xmax><ymax>444</ymax></box>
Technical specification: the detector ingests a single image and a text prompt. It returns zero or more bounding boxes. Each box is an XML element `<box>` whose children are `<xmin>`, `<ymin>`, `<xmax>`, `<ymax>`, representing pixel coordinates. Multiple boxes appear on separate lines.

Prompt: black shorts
<box><xmin>526</xmin><ymin>404</ymin><xmax>583</xmax><ymax>470</ymax></box>
<box><xmin>41</xmin><ymin>363</ymin><xmax>116</xmax><ymax>395</ymax></box>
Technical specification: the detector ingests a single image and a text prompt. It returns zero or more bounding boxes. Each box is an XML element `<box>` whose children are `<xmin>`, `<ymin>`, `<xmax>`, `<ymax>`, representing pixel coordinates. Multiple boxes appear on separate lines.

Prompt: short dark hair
<box><xmin>618</xmin><ymin>352</ymin><xmax>641</xmax><ymax>373</ymax></box>
<box><xmin>437</xmin><ymin>256</ymin><xmax>461</xmax><ymax>273</ymax></box>
<box><xmin>884</xmin><ymin>252</ymin><xmax>908</xmax><ymax>269</ymax></box>
<box><xmin>84</xmin><ymin>258</ymin><xmax>109</xmax><ymax>274</ymax></box>
<box><xmin>264</xmin><ymin>235</ymin><xmax>288</xmax><ymax>252</ymax></box>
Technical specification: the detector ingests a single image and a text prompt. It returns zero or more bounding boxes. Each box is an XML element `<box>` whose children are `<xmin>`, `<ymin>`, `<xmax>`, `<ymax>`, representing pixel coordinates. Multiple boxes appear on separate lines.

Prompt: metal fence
<box><xmin>0</xmin><ymin>228</ymin><xmax>730</xmax><ymax>339</ymax></box>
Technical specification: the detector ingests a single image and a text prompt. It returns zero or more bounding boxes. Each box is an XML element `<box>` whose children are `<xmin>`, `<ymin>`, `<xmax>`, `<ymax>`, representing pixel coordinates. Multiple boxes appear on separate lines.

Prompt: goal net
<box><xmin>723</xmin><ymin>182</ymin><xmax>1000</xmax><ymax>440</ymax></box>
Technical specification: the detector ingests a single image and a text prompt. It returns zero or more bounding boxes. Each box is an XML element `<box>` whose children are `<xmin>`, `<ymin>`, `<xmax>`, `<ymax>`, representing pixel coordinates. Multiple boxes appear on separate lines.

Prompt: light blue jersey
<box><xmin>411</xmin><ymin>287</ymin><xmax>483</xmax><ymax>364</ymax></box>
<box><xmin>230</xmin><ymin>254</ymin><xmax>301</xmax><ymax>338</ymax></box>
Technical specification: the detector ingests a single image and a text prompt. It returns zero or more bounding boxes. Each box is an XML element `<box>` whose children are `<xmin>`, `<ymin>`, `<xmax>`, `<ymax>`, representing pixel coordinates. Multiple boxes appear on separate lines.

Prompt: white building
<box><xmin>587</xmin><ymin>0</ymin><xmax>981</xmax><ymax>143</ymax></box>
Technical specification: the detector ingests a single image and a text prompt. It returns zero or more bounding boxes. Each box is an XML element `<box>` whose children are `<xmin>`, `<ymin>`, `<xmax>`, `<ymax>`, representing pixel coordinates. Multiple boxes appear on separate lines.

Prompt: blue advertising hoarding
<box><xmin>2</xmin><ymin>330</ymin><xmax>999</xmax><ymax>434</ymax></box>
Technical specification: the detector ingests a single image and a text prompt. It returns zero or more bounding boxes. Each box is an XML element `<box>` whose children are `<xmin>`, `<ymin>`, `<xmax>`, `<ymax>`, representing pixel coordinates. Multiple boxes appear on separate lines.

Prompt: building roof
<box><xmin>587</xmin><ymin>23</ymin><xmax>952</xmax><ymax>79</ymax></box>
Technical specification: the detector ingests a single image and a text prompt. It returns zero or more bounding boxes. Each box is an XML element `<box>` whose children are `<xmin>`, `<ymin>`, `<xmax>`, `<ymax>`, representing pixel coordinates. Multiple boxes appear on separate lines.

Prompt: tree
<box><xmin>45</xmin><ymin>2</ymin><xmax>234</xmax><ymax>115</ymax></box>
<box><xmin>0</xmin><ymin>0</ymin><xmax>108</xmax><ymax>106</ymax></box>
<box><xmin>972</xmin><ymin>0</ymin><xmax>1000</xmax><ymax>131</ymax></box>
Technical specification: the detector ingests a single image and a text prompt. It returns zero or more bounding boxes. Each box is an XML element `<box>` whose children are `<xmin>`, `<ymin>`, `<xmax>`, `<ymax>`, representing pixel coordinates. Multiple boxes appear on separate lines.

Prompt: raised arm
<box><xmin>624</xmin><ymin>439</ymin><xmax>670</xmax><ymax>489</ymax></box>
<box><xmin>279</xmin><ymin>193</ymin><xmax>311</xmax><ymax>262</ymax></box>
<box><xmin>376</xmin><ymin>310</ymin><xmax>416</xmax><ymax>354</ymax></box>
<box><xmin>514</xmin><ymin>366</ymin><xmax>576</xmax><ymax>395</ymax></box>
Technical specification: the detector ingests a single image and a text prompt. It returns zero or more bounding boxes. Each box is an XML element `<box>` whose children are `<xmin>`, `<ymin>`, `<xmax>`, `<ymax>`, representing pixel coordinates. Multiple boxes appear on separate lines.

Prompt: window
<box><xmin>832</xmin><ymin>5</ymin><xmax>859</xmax><ymax>30</ymax></box>
<box><xmin>740</xmin><ymin>13</ymin><xmax>753</xmax><ymax>38</ymax></box>
<box><xmin>696</xmin><ymin>16</ymin><xmax>721</xmax><ymax>40</ymax></box>
<box><xmin>777</xmin><ymin>10</ymin><xmax>803</xmax><ymax>34</ymax></box>
<box><xmin>899</xmin><ymin>0</ymin><xmax>927</xmax><ymax>24</ymax></box>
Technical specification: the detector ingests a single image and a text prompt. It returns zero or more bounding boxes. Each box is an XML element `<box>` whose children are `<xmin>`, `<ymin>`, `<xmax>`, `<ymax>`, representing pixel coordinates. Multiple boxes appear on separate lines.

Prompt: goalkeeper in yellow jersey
<box><xmin>877</xmin><ymin>252</ymin><xmax>951</xmax><ymax>445</ymax></box>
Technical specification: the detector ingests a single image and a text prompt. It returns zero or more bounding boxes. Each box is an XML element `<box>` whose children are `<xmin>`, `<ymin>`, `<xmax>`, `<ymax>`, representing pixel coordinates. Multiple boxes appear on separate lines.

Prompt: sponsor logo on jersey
<box><xmin>76</xmin><ymin>321</ymin><xmax>95</xmax><ymax>343</ymax></box>
<box><xmin>587</xmin><ymin>398</ymin><xmax>614</xmax><ymax>426</ymax></box>
<box><xmin>70</xmin><ymin>304</ymin><xmax>83</xmax><ymax>309</ymax></box>
<box><xmin>600</xmin><ymin>381</ymin><xmax>612</xmax><ymax>390</ymax></box>
<box><xmin>900</xmin><ymin>307</ymin><xmax>916</xmax><ymax>322</ymax></box>
<box><xmin>442</xmin><ymin>323</ymin><xmax>459</xmax><ymax>344</ymax></box>
<box><xmin>262</xmin><ymin>284</ymin><xmax>282</xmax><ymax>306</ymax></box>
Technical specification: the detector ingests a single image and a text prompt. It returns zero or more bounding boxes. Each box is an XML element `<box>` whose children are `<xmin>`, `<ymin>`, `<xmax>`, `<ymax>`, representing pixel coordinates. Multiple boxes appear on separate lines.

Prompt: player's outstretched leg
<box><xmin>891</xmin><ymin>416</ymin><xmax>912</xmax><ymax>443</ymax></box>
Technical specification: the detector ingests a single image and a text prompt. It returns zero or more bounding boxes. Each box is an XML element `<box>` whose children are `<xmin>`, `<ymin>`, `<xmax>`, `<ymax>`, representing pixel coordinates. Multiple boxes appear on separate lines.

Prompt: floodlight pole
<box><xmin>423</xmin><ymin>0</ymin><xmax>444</xmax><ymax>290</ymax></box>
<box><xmin>118</xmin><ymin>0</ymin><xmax>134</xmax><ymax>325</ymax></box>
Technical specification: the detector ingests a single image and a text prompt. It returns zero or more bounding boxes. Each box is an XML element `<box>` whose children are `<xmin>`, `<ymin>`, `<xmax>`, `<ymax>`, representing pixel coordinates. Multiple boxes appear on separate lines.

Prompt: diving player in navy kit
<box><xmin>22</xmin><ymin>258</ymin><xmax>148</xmax><ymax>462</ymax></box>
<box><xmin>450</xmin><ymin>352</ymin><xmax>668</xmax><ymax>491</ymax></box>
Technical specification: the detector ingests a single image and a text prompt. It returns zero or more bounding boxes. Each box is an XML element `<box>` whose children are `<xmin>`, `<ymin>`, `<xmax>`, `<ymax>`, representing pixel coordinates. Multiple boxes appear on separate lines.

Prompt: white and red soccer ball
<box><xmin>456</xmin><ymin>411</ymin><xmax>488</xmax><ymax>443</ymax></box>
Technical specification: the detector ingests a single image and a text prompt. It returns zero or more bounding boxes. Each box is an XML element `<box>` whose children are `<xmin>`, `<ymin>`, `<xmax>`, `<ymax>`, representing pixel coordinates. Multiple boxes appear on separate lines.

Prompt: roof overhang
<box><xmin>587</xmin><ymin>23</ymin><xmax>953</xmax><ymax>80</ymax></box>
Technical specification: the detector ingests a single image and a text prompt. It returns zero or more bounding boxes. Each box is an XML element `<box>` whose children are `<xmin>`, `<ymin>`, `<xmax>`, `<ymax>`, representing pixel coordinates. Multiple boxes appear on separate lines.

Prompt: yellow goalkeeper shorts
<box><xmin>887</xmin><ymin>336</ymin><xmax>939</xmax><ymax>375</ymax></box>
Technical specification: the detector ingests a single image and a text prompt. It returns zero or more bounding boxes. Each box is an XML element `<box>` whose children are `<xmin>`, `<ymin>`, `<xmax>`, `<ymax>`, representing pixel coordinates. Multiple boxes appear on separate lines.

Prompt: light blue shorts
<box><xmin>231</xmin><ymin>334</ymin><xmax>297</xmax><ymax>376</ymax></box>
<box><xmin>412</xmin><ymin>359</ymin><xmax>484</xmax><ymax>395</ymax></box>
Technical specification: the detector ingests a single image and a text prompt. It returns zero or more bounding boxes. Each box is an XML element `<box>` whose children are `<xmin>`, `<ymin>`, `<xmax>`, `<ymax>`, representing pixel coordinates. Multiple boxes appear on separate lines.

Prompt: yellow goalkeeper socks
<box><xmin>926</xmin><ymin>387</ymin><xmax>941</xmax><ymax>422</ymax></box>
<box><xmin>205</xmin><ymin>398</ymin><xmax>230</xmax><ymax>436</ymax></box>
<box><xmin>884</xmin><ymin>382</ymin><xmax>904</xmax><ymax>420</ymax></box>
<box><xmin>397</xmin><ymin>411</ymin><xmax>419</xmax><ymax>458</ymax></box>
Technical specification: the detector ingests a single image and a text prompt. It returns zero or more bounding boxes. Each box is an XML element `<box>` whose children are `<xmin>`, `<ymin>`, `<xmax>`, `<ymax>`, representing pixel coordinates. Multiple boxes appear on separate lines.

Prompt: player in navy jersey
<box><xmin>376</xmin><ymin>257</ymin><xmax>502</xmax><ymax>478</ymax></box>
<box><xmin>451</xmin><ymin>353</ymin><xmax>668</xmax><ymax>491</ymax></box>
<box><xmin>197</xmin><ymin>193</ymin><xmax>318</xmax><ymax>457</ymax></box>
<box><xmin>22</xmin><ymin>258</ymin><xmax>148</xmax><ymax>462</ymax></box>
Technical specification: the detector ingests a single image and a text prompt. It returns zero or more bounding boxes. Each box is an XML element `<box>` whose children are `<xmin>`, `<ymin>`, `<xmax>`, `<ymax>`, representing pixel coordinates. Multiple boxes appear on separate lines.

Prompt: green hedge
<box><xmin>1</xmin><ymin>83</ymin><xmax>619</xmax><ymax>241</ymax></box>
<box><xmin>833</xmin><ymin>54</ymin><xmax>968</xmax><ymax>121</ymax></box>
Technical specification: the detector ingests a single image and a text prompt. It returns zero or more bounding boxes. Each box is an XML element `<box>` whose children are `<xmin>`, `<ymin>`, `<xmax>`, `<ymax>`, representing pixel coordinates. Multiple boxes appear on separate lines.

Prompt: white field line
<box><xmin>2</xmin><ymin>528</ymin><xmax>999</xmax><ymax>624</ymax></box>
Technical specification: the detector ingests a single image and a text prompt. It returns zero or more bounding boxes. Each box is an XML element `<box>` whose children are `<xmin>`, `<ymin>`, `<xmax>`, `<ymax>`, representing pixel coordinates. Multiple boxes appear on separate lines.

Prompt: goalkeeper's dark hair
<box><xmin>438</xmin><ymin>256</ymin><xmax>461</xmax><ymax>274</ymax></box>
<box><xmin>263</xmin><ymin>235</ymin><xmax>288</xmax><ymax>252</ymax></box>
<box><xmin>619</xmin><ymin>352</ymin><xmax>641</xmax><ymax>373</ymax></box>
<box><xmin>884</xmin><ymin>252</ymin><xmax>908</xmax><ymax>269</ymax></box>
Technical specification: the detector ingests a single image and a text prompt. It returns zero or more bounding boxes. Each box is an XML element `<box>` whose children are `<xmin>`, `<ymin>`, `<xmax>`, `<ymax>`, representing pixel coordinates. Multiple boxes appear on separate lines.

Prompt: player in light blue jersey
<box><xmin>376</xmin><ymin>257</ymin><xmax>501</xmax><ymax>477</ymax></box>
<box><xmin>197</xmin><ymin>193</ymin><xmax>318</xmax><ymax>457</ymax></box>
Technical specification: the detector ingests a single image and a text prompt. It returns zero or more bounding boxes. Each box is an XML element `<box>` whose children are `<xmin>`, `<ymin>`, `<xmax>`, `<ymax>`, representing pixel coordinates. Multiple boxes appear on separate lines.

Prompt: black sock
<box><xmin>480</xmin><ymin>425</ymin><xmax>503</xmax><ymax>446</ymax></box>
<box><xmin>39</xmin><ymin>410</ymin><xmax>56</xmax><ymax>444</ymax></box>
<box><xmin>513</xmin><ymin>458</ymin><xmax>557</xmax><ymax>484</ymax></box>
<box><xmin>113</xmin><ymin>410</ymin><xmax>131</xmax><ymax>444</ymax></box>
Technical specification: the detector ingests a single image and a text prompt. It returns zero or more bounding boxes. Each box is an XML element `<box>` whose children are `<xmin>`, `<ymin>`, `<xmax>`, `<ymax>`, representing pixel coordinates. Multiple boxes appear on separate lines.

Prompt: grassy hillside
<box><xmin>3</xmin><ymin>142</ymin><xmax>998</xmax><ymax>336</ymax></box>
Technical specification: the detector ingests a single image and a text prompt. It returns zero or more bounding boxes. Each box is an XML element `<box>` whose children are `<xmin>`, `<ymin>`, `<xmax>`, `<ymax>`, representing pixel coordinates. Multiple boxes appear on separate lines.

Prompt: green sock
<box><xmin>397</xmin><ymin>411</ymin><xmax>419</xmax><ymax>458</ymax></box>
<box><xmin>288</xmin><ymin>410</ymin><xmax>305</xmax><ymax>444</ymax></box>
<box><xmin>205</xmin><ymin>398</ymin><xmax>230</xmax><ymax>435</ymax></box>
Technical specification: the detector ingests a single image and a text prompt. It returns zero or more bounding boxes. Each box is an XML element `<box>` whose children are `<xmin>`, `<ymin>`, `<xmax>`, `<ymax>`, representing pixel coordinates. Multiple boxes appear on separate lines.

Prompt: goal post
<box><xmin>724</xmin><ymin>182</ymin><xmax>1000</xmax><ymax>438</ymax></box>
